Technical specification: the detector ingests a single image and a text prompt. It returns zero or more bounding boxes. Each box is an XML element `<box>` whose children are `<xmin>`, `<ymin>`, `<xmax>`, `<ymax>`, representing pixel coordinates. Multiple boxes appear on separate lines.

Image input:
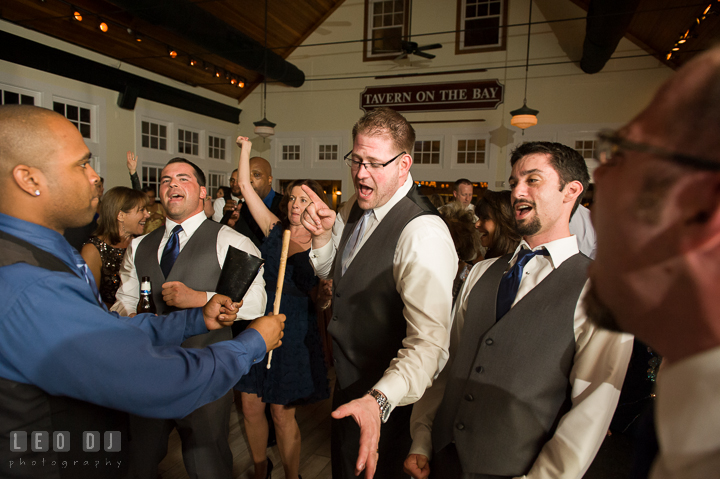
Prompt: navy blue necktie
<box><xmin>496</xmin><ymin>247</ymin><xmax>549</xmax><ymax>321</ymax></box>
<box><xmin>160</xmin><ymin>225</ymin><xmax>183</xmax><ymax>278</ymax></box>
<box><xmin>72</xmin><ymin>250</ymin><xmax>104</xmax><ymax>308</ymax></box>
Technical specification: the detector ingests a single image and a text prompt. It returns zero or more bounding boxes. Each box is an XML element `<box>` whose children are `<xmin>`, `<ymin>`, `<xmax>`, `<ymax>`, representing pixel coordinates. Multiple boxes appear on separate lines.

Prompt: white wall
<box><xmin>236</xmin><ymin>0</ymin><xmax>673</xmax><ymax>195</ymax></box>
<box><xmin>0</xmin><ymin>19</ymin><xmax>242</xmax><ymax>193</ymax></box>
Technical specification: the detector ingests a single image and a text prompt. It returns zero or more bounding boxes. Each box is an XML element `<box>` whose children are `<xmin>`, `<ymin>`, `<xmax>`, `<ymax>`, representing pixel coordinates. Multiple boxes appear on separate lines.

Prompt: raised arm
<box><xmin>236</xmin><ymin>136</ymin><xmax>280</xmax><ymax>237</ymax></box>
<box><xmin>127</xmin><ymin>151</ymin><xmax>142</xmax><ymax>191</ymax></box>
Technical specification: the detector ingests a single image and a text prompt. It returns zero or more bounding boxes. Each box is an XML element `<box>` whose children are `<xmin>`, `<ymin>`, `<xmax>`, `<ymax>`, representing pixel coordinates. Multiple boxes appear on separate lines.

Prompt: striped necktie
<box><xmin>341</xmin><ymin>210</ymin><xmax>372</xmax><ymax>275</ymax></box>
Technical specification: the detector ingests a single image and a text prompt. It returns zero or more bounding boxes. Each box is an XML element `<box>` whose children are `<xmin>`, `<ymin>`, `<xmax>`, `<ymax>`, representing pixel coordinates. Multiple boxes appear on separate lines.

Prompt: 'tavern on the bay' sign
<box><xmin>360</xmin><ymin>80</ymin><xmax>504</xmax><ymax>113</ymax></box>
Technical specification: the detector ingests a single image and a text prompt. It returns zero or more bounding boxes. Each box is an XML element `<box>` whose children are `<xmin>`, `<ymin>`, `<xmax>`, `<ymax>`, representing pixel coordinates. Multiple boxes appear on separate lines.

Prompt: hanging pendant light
<box><xmin>254</xmin><ymin>0</ymin><xmax>275</xmax><ymax>140</ymax></box>
<box><xmin>510</xmin><ymin>1</ymin><xmax>538</xmax><ymax>133</ymax></box>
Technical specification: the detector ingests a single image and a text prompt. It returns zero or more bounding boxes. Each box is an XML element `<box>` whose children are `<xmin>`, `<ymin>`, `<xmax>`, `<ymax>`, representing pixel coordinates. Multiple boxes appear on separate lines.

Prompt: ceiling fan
<box><xmin>395</xmin><ymin>0</ymin><xmax>442</xmax><ymax>60</ymax></box>
<box><xmin>396</xmin><ymin>40</ymin><xmax>442</xmax><ymax>60</ymax></box>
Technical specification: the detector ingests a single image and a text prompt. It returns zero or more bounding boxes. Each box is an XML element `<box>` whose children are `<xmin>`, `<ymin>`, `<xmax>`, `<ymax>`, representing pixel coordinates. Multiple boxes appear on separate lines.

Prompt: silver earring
<box><xmin>34</xmin><ymin>190</ymin><xmax>40</xmax><ymax>196</ymax></box>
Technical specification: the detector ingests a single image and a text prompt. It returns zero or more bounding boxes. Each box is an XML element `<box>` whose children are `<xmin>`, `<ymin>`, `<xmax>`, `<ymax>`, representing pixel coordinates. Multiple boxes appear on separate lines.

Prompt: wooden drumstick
<box><xmin>267</xmin><ymin>229</ymin><xmax>292</xmax><ymax>369</ymax></box>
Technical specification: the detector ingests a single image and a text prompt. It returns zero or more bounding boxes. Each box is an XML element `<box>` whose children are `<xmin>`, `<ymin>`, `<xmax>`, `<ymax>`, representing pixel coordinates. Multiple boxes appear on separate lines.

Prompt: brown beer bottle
<box><xmin>136</xmin><ymin>276</ymin><xmax>157</xmax><ymax>314</ymax></box>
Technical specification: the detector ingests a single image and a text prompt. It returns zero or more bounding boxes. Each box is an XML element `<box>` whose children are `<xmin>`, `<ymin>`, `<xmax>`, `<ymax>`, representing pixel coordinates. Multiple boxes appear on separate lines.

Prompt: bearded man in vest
<box><xmin>405</xmin><ymin>142</ymin><xmax>633</xmax><ymax>479</ymax></box>
<box><xmin>112</xmin><ymin>158</ymin><xmax>267</xmax><ymax>479</ymax></box>
<box><xmin>301</xmin><ymin>107</ymin><xmax>458</xmax><ymax>479</ymax></box>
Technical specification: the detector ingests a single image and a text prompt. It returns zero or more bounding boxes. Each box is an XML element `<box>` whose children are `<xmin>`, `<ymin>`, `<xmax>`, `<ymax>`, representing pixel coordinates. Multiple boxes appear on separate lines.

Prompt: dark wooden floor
<box><xmin>158</xmin><ymin>371</ymin><xmax>335</xmax><ymax>479</ymax></box>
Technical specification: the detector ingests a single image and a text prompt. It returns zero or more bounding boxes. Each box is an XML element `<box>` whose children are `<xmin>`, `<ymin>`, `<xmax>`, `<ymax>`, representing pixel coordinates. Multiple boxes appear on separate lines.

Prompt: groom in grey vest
<box><xmin>405</xmin><ymin>142</ymin><xmax>633</xmax><ymax>479</ymax></box>
<box><xmin>112</xmin><ymin>157</ymin><xmax>267</xmax><ymax>479</ymax></box>
<box><xmin>302</xmin><ymin>107</ymin><xmax>457</xmax><ymax>479</ymax></box>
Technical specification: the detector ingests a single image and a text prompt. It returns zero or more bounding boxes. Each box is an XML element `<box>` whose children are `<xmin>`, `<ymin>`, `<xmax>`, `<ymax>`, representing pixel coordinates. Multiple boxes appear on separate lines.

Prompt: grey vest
<box><xmin>0</xmin><ymin>231</ymin><xmax>128</xmax><ymax>479</ymax></box>
<box><xmin>135</xmin><ymin>220</ymin><xmax>230</xmax><ymax>348</ymax></box>
<box><xmin>330</xmin><ymin>184</ymin><xmax>437</xmax><ymax>391</ymax></box>
<box><xmin>432</xmin><ymin>252</ymin><xmax>591</xmax><ymax>477</ymax></box>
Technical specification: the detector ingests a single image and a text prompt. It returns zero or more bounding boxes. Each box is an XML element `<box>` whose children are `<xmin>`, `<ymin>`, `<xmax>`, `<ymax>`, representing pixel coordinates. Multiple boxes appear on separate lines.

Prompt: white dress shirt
<box><xmin>309</xmin><ymin>173</ymin><xmax>458</xmax><ymax>410</ymax></box>
<box><xmin>409</xmin><ymin>236</ymin><xmax>634</xmax><ymax>479</ymax></box>
<box><xmin>569</xmin><ymin>205</ymin><xmax>596</xmax><ymax>259</ymax></box>
<box><xmin>112</xmin><ymin>210</ymin><xmax>266</xmax><ymax>319</ymax></box>
<box><xmin>651</xmin><ymin>346</ymin><xmax>720</xmax><ymax>479</ymax></box>
<box><xmin>212</xmin><ymin>194</ymin><xmax>241</xmax><ymax>223</ymax></box>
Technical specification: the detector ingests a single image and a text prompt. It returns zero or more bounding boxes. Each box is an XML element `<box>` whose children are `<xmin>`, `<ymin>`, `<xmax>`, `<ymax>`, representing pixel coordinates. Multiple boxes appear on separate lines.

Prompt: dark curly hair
<box><xmin>439</xmin><ymin>202</ymin><xmax>482</xmax><ymax>262</ymax></box>
<box><xmin>475</xmin><ymin>190</ymin><xmax>521</xmax><ymax>259</ymax></box>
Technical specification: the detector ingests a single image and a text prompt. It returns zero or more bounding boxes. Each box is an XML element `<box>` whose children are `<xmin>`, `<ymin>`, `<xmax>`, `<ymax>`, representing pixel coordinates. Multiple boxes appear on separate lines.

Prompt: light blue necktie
<box><xmin>160</xmin><ymin>225</ymin><xmax>183</xmax><ymax>278</ymax></box>
<box><xmin>341</xmin><ymin>210</ymin><xmax>372</xmax><ymax>275</ymax></box>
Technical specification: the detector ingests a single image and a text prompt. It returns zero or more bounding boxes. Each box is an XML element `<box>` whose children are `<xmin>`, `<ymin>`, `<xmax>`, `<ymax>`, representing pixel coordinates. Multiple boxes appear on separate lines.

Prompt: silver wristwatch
<box><xmin>367</xmin><ymin>389</ymin><xmax>391</xmax><ymax>423</ymax></box>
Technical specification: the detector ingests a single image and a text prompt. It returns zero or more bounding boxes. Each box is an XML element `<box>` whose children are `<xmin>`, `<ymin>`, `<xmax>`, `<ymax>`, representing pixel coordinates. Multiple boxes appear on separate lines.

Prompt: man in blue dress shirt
<box><xmin>0</xmin><ymin>104</ymin><xmax>285</xmax><ymax>479</ymax></box>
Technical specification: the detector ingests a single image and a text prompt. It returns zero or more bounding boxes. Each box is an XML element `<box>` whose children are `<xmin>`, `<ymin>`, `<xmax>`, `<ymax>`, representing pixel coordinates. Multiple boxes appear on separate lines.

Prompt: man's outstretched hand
<box><xmin>331</xmin><ymin>394</ymin><xmax>382</xmax><ymax>478</ymax></box>
<box><xmin>202</xmin><ymin>294</ymin><xmax>242</xmax><ymax>330</ymax></box>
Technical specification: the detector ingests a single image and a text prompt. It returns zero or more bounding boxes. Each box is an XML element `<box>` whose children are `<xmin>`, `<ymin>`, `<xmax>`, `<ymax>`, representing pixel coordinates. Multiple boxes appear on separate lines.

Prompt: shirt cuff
<box><xmin>234</xmin><ymin>328</ymin><xmax>268</xmax><ymax>364</ymax></box>
<box><xmin>205</xmin><ymin>291</ymin><xmax>216</xmax><ymax>303</ymax></box>
<box><xmin>408</xmin><ymin>431</ymin><xmax>433</xmax><ymax>459</ymax></box>
<box><xmin>183</xmin><ymin>308</ymin><xmax>210</xmax><ymax>339</ymax></box>
<box><xmin>310</xmin><ymin>239</ymin><xmax>334</xmax><ymax>265</ymax></box>
<box><xmin>372</xmin><ymin>372</ymin><xmax>407</xmax><ymax>413</ymax></box>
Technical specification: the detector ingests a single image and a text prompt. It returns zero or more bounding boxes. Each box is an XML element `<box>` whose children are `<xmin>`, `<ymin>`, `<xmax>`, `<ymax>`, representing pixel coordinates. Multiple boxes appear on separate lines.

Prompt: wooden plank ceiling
<box><xmin>0</xmin><ymin>0</ymin><xmax>345</xmax><ymax>102</ymax></box>
<box><xmin>571</xmin><ymin>0</ymin><xmax>720</xmax><ymax>69</ymax></box>
<box><xmin>1</xmin><ymin>0</ymin><xmax>718</xmax><ymax>105</ymax></box>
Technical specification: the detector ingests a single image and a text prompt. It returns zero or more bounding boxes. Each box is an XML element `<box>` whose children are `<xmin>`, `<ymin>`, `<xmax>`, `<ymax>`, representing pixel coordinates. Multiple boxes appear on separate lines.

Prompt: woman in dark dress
<box><xmin>80</xmin><ymin>187</ymin><xmax>149</xmax><ymax>307</ymax></box>
<box><xmin>234</xmin><ymin>136</ymin><xmax>329</xmax><ymax>479</ymax></box>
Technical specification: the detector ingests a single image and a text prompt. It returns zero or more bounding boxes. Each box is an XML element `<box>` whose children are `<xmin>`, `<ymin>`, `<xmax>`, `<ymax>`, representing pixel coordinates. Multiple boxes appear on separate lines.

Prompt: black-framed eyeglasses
<box><xmin>344</xmin><ymin>150</ymin><xmax>406</xmax><ymax>171</ymax></box>
<box><xmin>596</xmin><ymin>129</ymin><xmax>720</xmax><ymax>171</ymax></box>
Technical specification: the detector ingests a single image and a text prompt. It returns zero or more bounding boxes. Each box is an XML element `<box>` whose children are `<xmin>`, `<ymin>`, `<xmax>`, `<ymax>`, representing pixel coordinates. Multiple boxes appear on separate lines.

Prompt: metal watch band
<box><xmin>367</xmin><ymin>389</ymin><xmax>391</xmax><ymax>423</ymax></box>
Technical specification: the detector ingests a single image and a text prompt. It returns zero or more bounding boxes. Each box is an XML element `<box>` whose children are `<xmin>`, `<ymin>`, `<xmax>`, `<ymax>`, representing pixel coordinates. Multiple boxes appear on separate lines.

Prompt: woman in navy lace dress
<box><xmin>80</xmin><ymin>187</ymin><xmax>149</xmax><ymax>307</ymax></box>
<box><xmin>234</xmin><ymin>136</ymin><xmax>329</xmax><ymax>479</ymax></box>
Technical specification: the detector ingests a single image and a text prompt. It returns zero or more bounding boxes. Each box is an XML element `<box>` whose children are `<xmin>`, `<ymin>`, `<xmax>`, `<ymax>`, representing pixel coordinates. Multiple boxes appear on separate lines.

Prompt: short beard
<box><xmin>516</xmin><ymin>215</ymin><xmax>541</xmax><ymax>237</ymax></box>
<box><xmin>584</xmin><ymin>283</ymin><xmax>624</xmax><ymax>333</ymax></box>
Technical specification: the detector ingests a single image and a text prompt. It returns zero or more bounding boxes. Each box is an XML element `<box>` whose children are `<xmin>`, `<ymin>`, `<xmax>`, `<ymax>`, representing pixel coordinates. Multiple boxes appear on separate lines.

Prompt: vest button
<box><xmin>332</xmin><ymin>316</ymin><xmax>338</xmax><ymax>321</ymax></box>
<box><xmin>456</xmin><ymin>423</ymin><xmax>465</xmax><ymax>430</ymax></box>
<box><xmin>335</xmin><ymin>292</ymin><xmax>341</xmax><ymax>298</ymax></box>
<box><xmin>475</xmin><ymin>366</ymin><xmax>484</xmax><ymax>373</ymax></box>
<box><xmin>465</xmin><ymin>394</ymin><xmax>474</xmax><ymax>401</ymax></box>
<box><xmin>485</xmin><ymin>338</ymin><xmax>494</xmax><ymax>345</ymax></box>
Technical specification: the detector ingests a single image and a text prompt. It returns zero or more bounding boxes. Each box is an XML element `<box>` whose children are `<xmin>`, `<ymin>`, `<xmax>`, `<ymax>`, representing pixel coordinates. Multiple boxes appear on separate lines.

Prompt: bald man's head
<box><xmin>0</xmin><ymin>105</ymin><xmax>99</xmax><ymax>233</ymax></box>
<box><xmin>0</xmin><ymin>105</ymin><xmax>63</xmax><ymax>179</ymax></box>
<box><xmin>249</xmin><ymin>156</ymin><xmax>273</xmax><ymax>199</ymax></box>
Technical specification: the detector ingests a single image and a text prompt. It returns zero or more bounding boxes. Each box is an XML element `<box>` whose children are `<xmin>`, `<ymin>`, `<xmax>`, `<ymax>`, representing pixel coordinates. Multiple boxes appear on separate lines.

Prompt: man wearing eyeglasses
<box><xmin>586</xmin><ymin>46</ymin><xmax>720</xmax><ymax>479</ymax></box>
<box><xmin>404</xmin><ymin>141</ymin><xmax>632</xmax><ymax>479</ymax></box>
<box><xmin>301</xmin><ymin>107</ymin><xmax>457</xmax><ymax>479</ymax></box>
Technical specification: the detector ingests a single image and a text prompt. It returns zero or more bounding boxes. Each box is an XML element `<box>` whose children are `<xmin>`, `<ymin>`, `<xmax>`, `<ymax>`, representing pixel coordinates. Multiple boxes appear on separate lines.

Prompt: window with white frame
<box><xmin>457</xmin><ymin>138</ymin><xmax>486</xmax><ymax>164</ymax></box>
<box><xmin>207</xmin><ymin>172</ymin><xmax>227</xmax><ymax>198</ymax></box>
<box><xmin>53</xmin><ymin>100</ymin><xmax>92</xmax><ymax>139</ymax></box>
<box><xmin>142</xmin><ymin>165</ymin><xmax>163</xmax><ymax>199</ymax></box>
<box><xmin>178</xmin><ymin>129</ymin><xmax>199</xmax><ymax>156</ymax></box>
<box><xmin>365</xmin><ymin>0</ymin><xmax>409</xmax><ymax>60</ymax></box>
<box><xmin>457</xmin><ymin>0</ymin><xmax>507</xmax><ymax>53</ymax></box>
<box><xmin>414</xmin><ymin>140</ymin><xmax>441</xmax><ymax>165</ymax></box>
<box><xmin>318</xmin><ymin>144</ymin><xmax>339</xmax><ymax>161</ymax></box>
<box><xmin>141</xmin><ymin>121</ymin><xmax>168</xmax><ymax>151</ymax></box>
<box><xmin>0</xmin><ymin>84</ymin><xmax>37</xmax><ymax>106</ymax></box>
<box><xmin>575</xmin><ymin>140</ymin><xmax>598</xmax><ymax>160</ymax></box>
<box><xmin>282</xmin><ymin>144</ymin><xmax>301</xmax><ymax>161</ymax></box>
<box><xmin>208</xmin><ymin>135</ymin><xmax>226</xmax><ymax>160</ymax></box>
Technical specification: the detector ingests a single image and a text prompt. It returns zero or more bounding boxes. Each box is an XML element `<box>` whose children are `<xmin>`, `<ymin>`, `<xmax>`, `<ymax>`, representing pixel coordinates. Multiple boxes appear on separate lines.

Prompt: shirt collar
<box><xmin>262</xmin><ymin>189</ymin><xmax>276</xmax><ymax>209</ymax></box>
<box><xmin>510</xmin><ymin>235</ymin><xmax>580</xmax><ymax>269</ymax></box>
<box><xmin>0</xmin><ymin>213</ymin><xmax>82</xmax><ymax>272</ymax></box>
<box><xmin>164</xmin><ymin>210</ymin><xmax>207</xmax><ymax>238</ymax></box>
<box><xmin>370</xmin><ymin>172</ymin><xmax>414</xmax><ymax>223</ymax></box>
